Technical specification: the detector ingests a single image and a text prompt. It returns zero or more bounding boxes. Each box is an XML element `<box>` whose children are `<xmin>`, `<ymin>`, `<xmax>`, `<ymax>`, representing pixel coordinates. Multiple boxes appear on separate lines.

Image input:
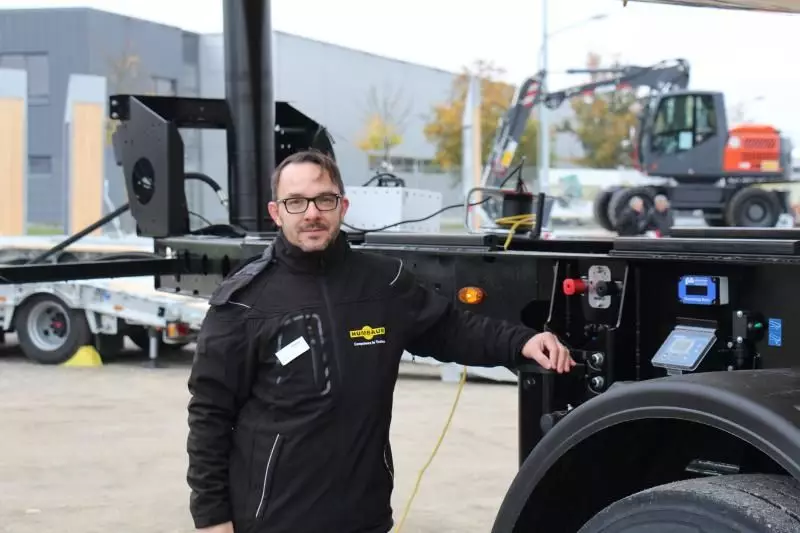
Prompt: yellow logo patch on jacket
<box><xmin>349</xmin><ymin>325</ymin><xmax>386</xmax><ymax>346</ymax></box>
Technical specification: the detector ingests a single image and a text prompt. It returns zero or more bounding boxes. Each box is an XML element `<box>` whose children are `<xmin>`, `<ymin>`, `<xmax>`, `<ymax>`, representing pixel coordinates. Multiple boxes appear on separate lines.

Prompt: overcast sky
<box><xmin>0</xmin><ymin>0</ymin><xmax>798</xmax><ymax>139</ymax></box>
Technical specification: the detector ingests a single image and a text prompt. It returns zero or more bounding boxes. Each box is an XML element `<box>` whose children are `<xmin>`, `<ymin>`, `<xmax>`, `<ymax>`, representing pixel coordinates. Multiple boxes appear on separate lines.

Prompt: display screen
<box><xmin>669</xmin><ymin>337</ymin><xmax>693</xmax><ymax>354</ymax></box>
<box><xmin>684</xmin><ymin>284</ymin><xmax>707</xmax><ymax>296</ymax></box>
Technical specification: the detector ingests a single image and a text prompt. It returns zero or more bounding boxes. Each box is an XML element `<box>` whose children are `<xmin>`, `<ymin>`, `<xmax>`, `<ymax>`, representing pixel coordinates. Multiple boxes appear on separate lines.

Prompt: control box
<box><xmin>678</xmin><ymin>275</ymin><xmax>728</xmax><ymax>306</ymax></box>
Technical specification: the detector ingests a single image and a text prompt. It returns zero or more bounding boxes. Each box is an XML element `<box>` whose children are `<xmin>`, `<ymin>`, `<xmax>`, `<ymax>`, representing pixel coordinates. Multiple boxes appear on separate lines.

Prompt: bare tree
<box><xmin>357</xmin><ymin>82</ymin><xmax>413</xmax><ymax>163</ymax></box>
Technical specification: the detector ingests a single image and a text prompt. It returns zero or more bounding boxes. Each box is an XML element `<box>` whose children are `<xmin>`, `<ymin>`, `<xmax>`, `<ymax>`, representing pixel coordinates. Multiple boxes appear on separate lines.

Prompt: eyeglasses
<box><xmin>279</xmin><ymin>193</ymin><xmax>341</xmax><ymax>214</ymax></box>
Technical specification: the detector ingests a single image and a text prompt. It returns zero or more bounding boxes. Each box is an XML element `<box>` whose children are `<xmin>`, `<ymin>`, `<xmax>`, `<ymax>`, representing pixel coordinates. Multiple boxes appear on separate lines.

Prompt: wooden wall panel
<box><xmin>69</xmin><ymin>102</ymin><xmax>104</xmax><ymax>235</ymax></box>
<box><xmin>0</xmin><ymin>98</ymin><xmax>25</xmax><ymax>236</ymax></box>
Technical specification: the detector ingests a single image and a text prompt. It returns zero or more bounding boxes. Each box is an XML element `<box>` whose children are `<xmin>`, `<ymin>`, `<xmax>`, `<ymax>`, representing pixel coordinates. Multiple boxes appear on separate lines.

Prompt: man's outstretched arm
<box><xmin>394</xmin><ymin>267</ymin><xmax>575</xmax><ymax>373</ymax></box>
<box><xmin>187</xmin><ymin>304</ymin><xmax>253</xmax><ymax>530</ymax></box>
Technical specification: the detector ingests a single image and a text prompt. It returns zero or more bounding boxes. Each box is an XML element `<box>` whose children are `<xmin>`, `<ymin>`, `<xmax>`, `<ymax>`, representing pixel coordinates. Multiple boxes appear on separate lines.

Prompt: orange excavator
<box><xmin>483</xmin><ymin>0</ymin><xmax>798</xmax><ymax>228</ymax></box>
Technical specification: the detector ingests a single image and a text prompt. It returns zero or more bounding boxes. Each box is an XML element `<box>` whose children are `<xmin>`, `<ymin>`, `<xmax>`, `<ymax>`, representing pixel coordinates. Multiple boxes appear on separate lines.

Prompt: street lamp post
<box><xmin>539</xmin><ymin>0</ymin><xmax>550</xmax><ymax>196</ymax></box>
<box><xmin>537</xmin><ymin>5</ymin><xmax>610</xmax><ymax>197</ymax></box>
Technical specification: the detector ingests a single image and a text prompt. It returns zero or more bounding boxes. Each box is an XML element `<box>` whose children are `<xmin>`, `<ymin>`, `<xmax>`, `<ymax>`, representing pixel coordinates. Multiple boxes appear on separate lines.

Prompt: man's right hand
<box><xmin>198</xmin><ymin>522</ymin><xmax>233</xmax><ymax>533</ymax></box>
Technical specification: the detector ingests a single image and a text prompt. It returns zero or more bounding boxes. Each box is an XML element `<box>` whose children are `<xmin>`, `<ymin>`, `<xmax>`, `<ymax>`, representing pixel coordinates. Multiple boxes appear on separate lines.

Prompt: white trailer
<box><xmin>0</xmin><ymin>276</ymin><xmax>209</xmax><ymax>365</ymax></box>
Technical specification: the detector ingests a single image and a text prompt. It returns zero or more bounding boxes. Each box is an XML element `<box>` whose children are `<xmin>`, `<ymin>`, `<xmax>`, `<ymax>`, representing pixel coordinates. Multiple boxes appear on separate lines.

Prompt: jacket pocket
<box><xmin>255</xmin><ymin>433</ymin><xmax>283</xmax><ymax>520</ymax></box>
<box><xmin>273</xmin><ymin>312</ymin><xmax>332</xmax><ymax>398</ymax></box>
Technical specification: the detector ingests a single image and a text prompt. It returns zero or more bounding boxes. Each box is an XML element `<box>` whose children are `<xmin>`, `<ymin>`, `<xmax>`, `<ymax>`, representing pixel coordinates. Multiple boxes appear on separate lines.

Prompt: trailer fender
<box><xmin>491</xmin><ymin>368</ymin><xmax>800</xmax><ymax>533</ymax></box>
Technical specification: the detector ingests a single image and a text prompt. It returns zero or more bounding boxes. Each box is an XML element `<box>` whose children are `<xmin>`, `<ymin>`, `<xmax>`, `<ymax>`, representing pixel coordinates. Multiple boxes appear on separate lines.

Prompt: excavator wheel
<box><xmin>606</xmin><ymin>187</ymin><xmax>656</xmax><ymax>230</ymax></box>
<box><xmin>592</xmin><ymin>189</ymin><xmax>617</xmax><ymax>231</ymax></box>
<box><xmin>725</xmin><ymin>187</ymin><xmax>783</xmax><ymax>227</ymax></box>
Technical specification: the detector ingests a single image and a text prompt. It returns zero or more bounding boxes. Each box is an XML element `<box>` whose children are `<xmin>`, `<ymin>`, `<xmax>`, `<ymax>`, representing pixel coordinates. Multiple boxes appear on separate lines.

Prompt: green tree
<box><xmin>558</xmin><ymin>52</ymin><xmax>640</xmax><ymax>169</ymax></box>
<box><xmin>423</xmin><ymin>60</ymin><xmax>547</xmax><ymax>172</ymax></box>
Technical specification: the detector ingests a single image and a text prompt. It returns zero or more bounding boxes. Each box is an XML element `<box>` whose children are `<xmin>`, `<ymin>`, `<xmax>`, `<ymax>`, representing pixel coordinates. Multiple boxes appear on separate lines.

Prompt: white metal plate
<box><xmin>344</xmin><ymin>187</ymin><xmax>443</xmax><ymax>233</ymax></box>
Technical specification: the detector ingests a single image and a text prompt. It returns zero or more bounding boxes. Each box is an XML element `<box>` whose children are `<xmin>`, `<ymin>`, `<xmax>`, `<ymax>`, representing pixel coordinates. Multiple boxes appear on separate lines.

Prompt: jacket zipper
<box><xmin>255</xmin><ymin>433</ymin><xmax>282</xmax><ymax>519</ymax></box>
<box><xmin>318</xmin><ymin>266</ymin><xmax>343</xmax><ymax>386</ymax></box>
<box><xmin>303</xmin><ymin>315</ymin><xmax>321</xmax><ymax>388</ymax></box>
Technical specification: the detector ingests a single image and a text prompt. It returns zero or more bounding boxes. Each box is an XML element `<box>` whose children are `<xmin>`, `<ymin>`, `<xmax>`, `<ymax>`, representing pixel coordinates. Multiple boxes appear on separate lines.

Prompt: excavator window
<box><xmin>650</xmin><ymin>93</ymin><xmax>717</xmax><ymax>156</ymax></box>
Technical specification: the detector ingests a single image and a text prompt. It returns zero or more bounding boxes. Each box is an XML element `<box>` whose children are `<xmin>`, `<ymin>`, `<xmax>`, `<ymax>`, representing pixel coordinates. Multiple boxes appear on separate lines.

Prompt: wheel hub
<box><xmin>27</xmin><ymin>301</ymin><xmax>71</xmax><ymax>351</ymax></box>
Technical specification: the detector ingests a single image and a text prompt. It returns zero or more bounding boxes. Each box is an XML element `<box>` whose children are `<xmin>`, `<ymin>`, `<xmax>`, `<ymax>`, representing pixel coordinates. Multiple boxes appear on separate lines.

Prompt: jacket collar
<box><xmin>273</xmin><ymin>228</ymin><xmax>350</xmax><ymax>274</ymax></box>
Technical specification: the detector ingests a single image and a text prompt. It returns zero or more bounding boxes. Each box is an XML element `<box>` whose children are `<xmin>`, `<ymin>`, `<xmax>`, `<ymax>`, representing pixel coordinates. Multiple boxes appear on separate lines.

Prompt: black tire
<box><xmin>607</xmin><ymin>187</ymin><xmax>656</xmax><ymax>230</ymax></box>
<box><xmin>725</xmin><ymin>187</ymin><xmax>783</xmax><ymax>227</ymax></box>
<box><xmin>592</xmin><ymin>189</ymin><xmax>617</xmax><ymax>231</ymax></box>
<box><xmin>15</xmin><ymin>294</ymin><xmax>92</xmax><ymax>364</ymax></box>
<box><xmin>578</xmin><ymin>474</ymin><xmax>800</xmax><ymax>533</ymax></box>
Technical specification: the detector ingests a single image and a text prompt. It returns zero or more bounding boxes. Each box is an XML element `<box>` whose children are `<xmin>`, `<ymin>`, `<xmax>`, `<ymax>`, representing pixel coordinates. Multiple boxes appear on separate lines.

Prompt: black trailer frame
<box><xmin>3</xmin><ymin>0</ymin><xmax>800</xmax><ymax>531</ymax></box>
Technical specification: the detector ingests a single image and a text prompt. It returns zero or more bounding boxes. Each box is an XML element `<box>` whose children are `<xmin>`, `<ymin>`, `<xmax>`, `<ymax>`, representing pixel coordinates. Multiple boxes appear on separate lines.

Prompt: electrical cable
<box><xmin>189</xmin><ymin>210</ymin><xmax>214</xmax><ymax>228</ymax></box>
<box><xmin>23</xmin><ymin>171</ymin><xmax>233</xmax><ymax>266</ymax></box>
<box><xmin>343</xmin><ymin>199</ymin><xmax>490</xmax><ymax>233</ymax></box>
<box><xmin>394</xmin><ymin>365</ymin><xmax>467</xmax><ymax>533</ymax></box>
<box><xmin>345</xmin><ymin>161</ymin><xmax>528</xmax><ymax>234</ymax></box>
<box><xmin>374</xmin><ymin>161</ymin><xmax>537</xmax><ymax>532</ymax></box>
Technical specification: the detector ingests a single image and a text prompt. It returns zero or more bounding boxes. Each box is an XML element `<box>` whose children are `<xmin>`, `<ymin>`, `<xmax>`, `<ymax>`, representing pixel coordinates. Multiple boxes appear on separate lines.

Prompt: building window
<box><xmin>181</xmin><ymin>64</ymin><xmax>199</xmax><ymax>96</ymax></box>
<box><xmin>152</xmin><ymin>76</ymin><xmax>177</xmax><ymax>96</ymax></box>
<box><xmin>28</xmin><ymin>155</ymin><xmax>52</xmax><ymax>176</ymax></box>
<box><xmin>0</xmin><ymin>53</ymin><xmax>50</xmax><ymax>104</ymax></box>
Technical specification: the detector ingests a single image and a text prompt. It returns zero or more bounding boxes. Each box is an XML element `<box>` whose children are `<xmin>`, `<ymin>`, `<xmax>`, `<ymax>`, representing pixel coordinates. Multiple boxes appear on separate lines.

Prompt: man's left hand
<box><xmin>521</xmin><ymin>332</ymin><xmax>576</xmax><ymax>374</ymax></box>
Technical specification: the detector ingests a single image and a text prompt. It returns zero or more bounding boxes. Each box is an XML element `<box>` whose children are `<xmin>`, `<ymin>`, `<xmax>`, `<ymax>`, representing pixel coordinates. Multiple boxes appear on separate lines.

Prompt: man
<box><xmin>648</xmin><ymin>194</ymin><xmax>674</xmax><ymax>237</ymax></box>
<box><xmin>615</xmin><ymin>196</ymin><xmax>649</xmax><ymax>236</ymax></box>
<box><xmin>186</xmin><ymin>150</ymin><xmax>576</xmax><ymax>533</ymax></box>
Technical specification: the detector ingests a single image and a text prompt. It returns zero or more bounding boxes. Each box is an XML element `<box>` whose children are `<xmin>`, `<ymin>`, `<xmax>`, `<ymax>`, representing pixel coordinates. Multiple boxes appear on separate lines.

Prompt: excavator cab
<box><xmin>636</xmin><ymin>91</ymin><xmax>729</xmax><ymax>182</ymax></box>
<box><xmin>636</xmin><ymin>90</ymin><xmax>790</xmax><ymax>182</ymax></box>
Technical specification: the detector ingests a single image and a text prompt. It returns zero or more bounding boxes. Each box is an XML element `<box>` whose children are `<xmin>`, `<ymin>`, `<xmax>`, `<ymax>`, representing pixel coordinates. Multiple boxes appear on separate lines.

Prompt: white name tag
<box><xmin>275</xmin><ymin>336</ymin><xmax>310</xmax><ymax>365</ymax></box>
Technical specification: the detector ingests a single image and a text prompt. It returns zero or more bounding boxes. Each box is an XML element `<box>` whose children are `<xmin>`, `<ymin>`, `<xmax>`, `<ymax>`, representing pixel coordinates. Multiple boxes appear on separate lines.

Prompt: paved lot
<box><xmin>0</xmin><ymin>341</ymin><xmax>520</xmax><ymax>533</ymax></box>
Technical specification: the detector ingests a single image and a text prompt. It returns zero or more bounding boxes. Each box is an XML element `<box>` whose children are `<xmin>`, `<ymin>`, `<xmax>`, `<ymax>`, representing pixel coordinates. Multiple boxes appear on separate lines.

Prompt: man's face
<box><xmin>267</xmin><ymin>162</ymin><xmax>349</xmax><ymax>252</ymax></box>
<box><xmin>631</xmin><ymin>198</ymin><xmax>644</xmax><ymax>212</ymax></box>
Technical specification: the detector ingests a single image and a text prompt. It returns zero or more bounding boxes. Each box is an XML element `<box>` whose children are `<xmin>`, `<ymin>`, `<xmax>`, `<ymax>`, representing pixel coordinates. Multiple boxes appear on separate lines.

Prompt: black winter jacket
<box><xmin>186</xmin><ymin>231</ymin><xmax>538</xmax><ymax>533</ymax></box>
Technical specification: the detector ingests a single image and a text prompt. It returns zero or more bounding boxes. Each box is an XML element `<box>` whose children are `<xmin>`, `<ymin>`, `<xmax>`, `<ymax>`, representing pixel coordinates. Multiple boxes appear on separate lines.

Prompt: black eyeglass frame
<box><xmin>278</xmin><ymin>193</ymin><xmax>342</xmax><ymax>214</ymax></box>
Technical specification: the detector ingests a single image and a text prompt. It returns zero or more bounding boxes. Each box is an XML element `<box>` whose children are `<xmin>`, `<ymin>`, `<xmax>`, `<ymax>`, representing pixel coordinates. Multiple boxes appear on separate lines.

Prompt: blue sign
<box><xmin>768</xmin><ymin>318</ymin><xmax>782</xmax><ymax>347</ymax></box>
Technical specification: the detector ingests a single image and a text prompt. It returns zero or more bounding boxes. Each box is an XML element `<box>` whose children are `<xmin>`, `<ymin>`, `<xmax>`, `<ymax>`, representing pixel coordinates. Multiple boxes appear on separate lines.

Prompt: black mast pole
<box><xmin>222</xmin><ymin>0</ymin><xmax>276</xmax><ymax>232</ymax></box>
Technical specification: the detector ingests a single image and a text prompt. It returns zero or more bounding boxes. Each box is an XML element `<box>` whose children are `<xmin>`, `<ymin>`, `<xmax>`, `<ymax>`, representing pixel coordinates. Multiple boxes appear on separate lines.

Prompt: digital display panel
<box><xmin>652</xmin><ymin>326</ymin><xmax>716</xmax><ymax>372</ymax></box>
<box><xmin>668</xmin><ymin>336</ymin><xmax>694</xmax><ymax>354</ymax></box>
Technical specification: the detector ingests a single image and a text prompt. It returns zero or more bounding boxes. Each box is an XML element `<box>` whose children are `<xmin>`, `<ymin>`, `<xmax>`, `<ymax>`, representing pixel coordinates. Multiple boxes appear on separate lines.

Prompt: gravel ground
<box><xmin>0</xmin><ymin>341</ymin><xmax>520</xmax><ymax>533</ymax></box>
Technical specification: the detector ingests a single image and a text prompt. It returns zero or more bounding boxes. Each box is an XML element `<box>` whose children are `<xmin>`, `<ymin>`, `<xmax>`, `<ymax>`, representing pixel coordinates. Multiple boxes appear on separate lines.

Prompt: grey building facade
<box><xmin>0</xmin><ymin>7</ymin><xmax>580</xmax><ymax>232</ymax></box>
<box><xmin>0</xmin><ymin>7</ymin><xmax>199</xmax><ymax>231</ymax></box>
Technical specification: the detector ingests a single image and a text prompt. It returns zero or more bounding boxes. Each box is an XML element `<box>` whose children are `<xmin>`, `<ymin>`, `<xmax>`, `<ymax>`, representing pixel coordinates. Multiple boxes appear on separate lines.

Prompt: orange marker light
<box><xmin>458</xmin><ymin>286</ymin><xmax>485</xmax><ymax>305</ymax></box>
<box><xmin>166</xmin><ymin>322</ymin><xmax>190</xmax><ymax>338</ymax></box>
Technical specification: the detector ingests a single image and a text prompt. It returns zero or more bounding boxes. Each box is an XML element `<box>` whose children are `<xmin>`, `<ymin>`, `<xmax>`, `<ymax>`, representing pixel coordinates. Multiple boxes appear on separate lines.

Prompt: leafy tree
<box><xmin>423</xmin><ymin>60</ymin><xmax>546</xmax><ymax>172</ymax></box>
<box><xmin>557</xmin><ymin>52</ymin><xmax>640</xmax><ymax>169</ymax></box>
<box><xmin>105</xmin><ymin>44</ymin><xmax>144</xmax><ymax>146</ymax></box>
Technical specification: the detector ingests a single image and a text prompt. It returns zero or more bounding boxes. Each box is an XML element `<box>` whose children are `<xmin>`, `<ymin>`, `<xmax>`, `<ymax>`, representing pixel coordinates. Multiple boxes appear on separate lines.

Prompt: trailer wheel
<box><xmin>725</xmin><ymin>187</ymin><xmax>783</xmax><ymax>227</ymax></box>
<box><xmin>577</xmin><ymin>474</ymin><xmax>800</xmax><ymax>533</ymax></box>
<box><xmin>15</xmin><ymin>294</ymin><xmax>91</xmax><ymax>365</ymax></box>
<box><xmin>592</xmin><ymin>189</ymin><xmax>616</xmax><ymax>231</ymax></box>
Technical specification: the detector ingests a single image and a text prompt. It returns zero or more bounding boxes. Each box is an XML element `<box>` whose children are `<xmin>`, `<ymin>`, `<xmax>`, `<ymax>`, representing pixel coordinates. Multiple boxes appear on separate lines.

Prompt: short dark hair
<box><xmin>271</xmin><ymin>150</ymin><xmax>345</xmax><ymax>200</ymax></box>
